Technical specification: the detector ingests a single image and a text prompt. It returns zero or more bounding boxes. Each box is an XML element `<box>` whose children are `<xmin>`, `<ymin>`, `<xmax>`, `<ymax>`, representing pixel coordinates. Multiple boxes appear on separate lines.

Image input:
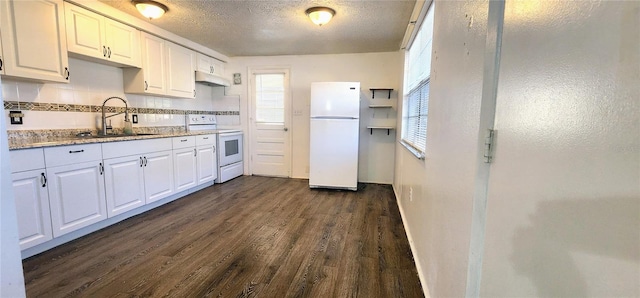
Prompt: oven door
<box><xmin>218</xmin><ymin>132</ymin><xmax>243</xmax><ymax>166</ymax></box>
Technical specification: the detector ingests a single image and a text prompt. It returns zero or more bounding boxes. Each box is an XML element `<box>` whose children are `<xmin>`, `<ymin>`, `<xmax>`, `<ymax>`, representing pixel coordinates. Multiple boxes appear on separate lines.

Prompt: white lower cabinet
<box><xmin>143</xmin><ymin>150</ymin><xmax>174</xmax><ymax>203</ymax></box>
<box><xmin>196</xmin><ymin>143</ymin><xmax>217</xmax><ymax>184</ymax></box>
<box><xmin>12</xmin><ymin>169</ymin><xmax>53</xmax><ymax>250</ymax></box>
<box><xmin>47</xmin><ymin>161</ymin><xmax>107</xmax><ymax>237</ymax></box>
<box><xmin>104</xmin><ymin>155</ymin><xmax>145</xmax><ymax>217</ymax></box>
<box><xmin>173</xmin><ymin>147</ymin><xmax>197</xmax><ymax>192</ymax></box>
<box><xmin>195</xmin><ymin>134</ymin><xmax>217</xmax><ymax>185</ymax></box>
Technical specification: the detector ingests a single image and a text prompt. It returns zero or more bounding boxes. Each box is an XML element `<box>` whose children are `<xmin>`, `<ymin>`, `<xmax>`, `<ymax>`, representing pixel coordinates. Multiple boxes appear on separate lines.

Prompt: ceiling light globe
<box><xmin>134</xmin><ymin>1</ymin><xmax>168</xmax><ymax>20</ymax></box>
<box><xmin>306</xmin><ymin>7</ymin><xmax>335</xmax><ymax>26</ymax></box>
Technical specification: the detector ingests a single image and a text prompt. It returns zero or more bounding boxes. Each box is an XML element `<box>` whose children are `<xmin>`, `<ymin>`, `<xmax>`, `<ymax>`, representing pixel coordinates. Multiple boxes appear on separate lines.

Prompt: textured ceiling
<box><xmin>98</xmin><ymin>0</ymin><xmax>416</xmax><ymax>57</ymax></box>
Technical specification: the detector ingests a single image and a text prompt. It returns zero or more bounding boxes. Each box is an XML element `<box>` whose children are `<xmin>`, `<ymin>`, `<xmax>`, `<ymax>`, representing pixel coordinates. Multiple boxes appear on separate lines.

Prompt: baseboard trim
<box><xmin>393</xmin><ymin>183</ymin><xmax>431</xmax><ymax>298</ymax></box>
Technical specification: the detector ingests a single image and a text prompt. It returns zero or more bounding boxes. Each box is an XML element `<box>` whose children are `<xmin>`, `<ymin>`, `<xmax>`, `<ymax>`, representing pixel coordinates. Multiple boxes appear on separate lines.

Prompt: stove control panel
<box><xmin>187</xmin><ymin>114</ymin><xmax>217</xmax><ymax>125</ymax></box>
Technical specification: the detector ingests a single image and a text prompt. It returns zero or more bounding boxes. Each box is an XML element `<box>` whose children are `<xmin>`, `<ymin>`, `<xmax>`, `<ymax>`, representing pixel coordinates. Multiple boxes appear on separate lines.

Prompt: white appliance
<box><xmin>309</xmin><ymin>82</ymin><xmax>361</xmax><ymax>191</ymax></box>
<box><xmin>186</xmin><ymin>114</ymin><xmax>243</xmax><ymax>183</ymax></box>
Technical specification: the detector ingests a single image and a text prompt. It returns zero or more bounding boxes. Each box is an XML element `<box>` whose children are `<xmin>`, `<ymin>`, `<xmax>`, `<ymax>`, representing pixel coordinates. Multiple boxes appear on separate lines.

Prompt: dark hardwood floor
<box><xmin>23</xmin><ymin>176</ymin><xmax>423</xmax><ymax>297</ymax></box>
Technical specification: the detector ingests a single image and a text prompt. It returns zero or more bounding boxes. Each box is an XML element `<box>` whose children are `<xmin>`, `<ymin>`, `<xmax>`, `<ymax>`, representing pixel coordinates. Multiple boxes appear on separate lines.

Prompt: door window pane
<box><xmin>255</xmin><ymin>74</ymin><xmax>285</xmax><ymax>123</ymax></box>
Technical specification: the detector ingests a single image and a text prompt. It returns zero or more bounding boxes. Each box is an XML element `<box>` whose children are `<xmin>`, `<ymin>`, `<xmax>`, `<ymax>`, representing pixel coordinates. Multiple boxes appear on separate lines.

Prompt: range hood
<box><xmin>195</xmin><ymin>71</ymin><xmax>231</xmax><ymax>87</ymax></box>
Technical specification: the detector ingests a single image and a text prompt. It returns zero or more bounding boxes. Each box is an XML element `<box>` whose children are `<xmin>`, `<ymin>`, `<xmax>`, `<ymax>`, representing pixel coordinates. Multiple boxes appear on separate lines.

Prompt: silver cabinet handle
<box><xmin>99</xmin><ymin>163</ymin><xmax>104</xmax><ymax>175</ymax></box>
<box><xmin>194</xmin><ymin>148</ymin><xmax>197</xmax><ymax>156</ymax></box>
<box><xmin>212</xmin><ymin>145</ymin><xmax>216</xmax><ymax>153</ymax></box>
<box><xmin>107</xmin><ymin>47</ymin><xmax>111</xmax><ymax>58</ymax></box>
<box><xmin>140</xmin><ymin>157</ymin><xmax>143</xmax><ymax>167</ymax></box>
<box><xmin>69</xmin><ymin>149</ymin><xmax>84</xmax><ymax>153</ymax></box>
<box><xmin>40</xmin><ymin>173</ymin><xmax>47</xmax><ymax>187</ymax></box>
<box><xmin>144</xmin><ymin>81</ymin><xmax>148</xmax><ymax>91</ymax></box>
<box><xmin>180</xmin><ymin>139</ymin><xmax>187</xmax><ymax>142</ymax></box>
<box><xmin>64</xmin><ymin>67</ymin><xmax>70</xmax><ymax>80</ymax></box>
<box><xmin>144</xmin><ymin>156</ymin><xmax>148</xmax><ymax>167</ymax></box>
<box><xmin>103</xmin><ymin>46</ymin><xmax>107</xmax><ymax>57</ymax></box>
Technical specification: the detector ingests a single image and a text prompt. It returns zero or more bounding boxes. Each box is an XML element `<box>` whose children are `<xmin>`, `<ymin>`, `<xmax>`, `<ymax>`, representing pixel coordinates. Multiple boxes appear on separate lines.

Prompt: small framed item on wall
<box><xmin>233</xmin><ymin>73</ymin><xmax>241</xmax><ymax>85</ymax></box>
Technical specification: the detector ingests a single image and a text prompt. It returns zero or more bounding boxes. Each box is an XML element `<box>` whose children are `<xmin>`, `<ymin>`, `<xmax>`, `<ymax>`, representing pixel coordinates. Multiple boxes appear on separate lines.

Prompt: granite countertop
<box><xmin>9</xmin><ymin>130</ymin><xmax>220</xmax><ymax>150</ymax></box>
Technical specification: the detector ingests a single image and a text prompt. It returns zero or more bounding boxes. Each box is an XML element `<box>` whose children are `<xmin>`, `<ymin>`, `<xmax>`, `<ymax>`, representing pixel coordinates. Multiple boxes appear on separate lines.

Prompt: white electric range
<box><xmin>186</xmin><ymin>114</ymin><xmax>243</xmax><ymax>183</ymax></box>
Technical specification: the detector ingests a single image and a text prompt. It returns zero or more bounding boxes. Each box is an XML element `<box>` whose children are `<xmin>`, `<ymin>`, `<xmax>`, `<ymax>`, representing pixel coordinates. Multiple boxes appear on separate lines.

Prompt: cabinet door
<box><xmin>104</xmin><ymin>18</ymin><xmax>141</xmax><ymax>67</ymax></box>
<box><xmin>12</xmin><ymin>170</ymin><xmax>53</xmax><ymax>250</ymax></box>
<box><xmin>0</xmin><ymin>0</ymin><xmax>69</xmax><ymax>82</ymax></box>
<box><xmin>47</xmin><ymin>161</ymin><xmax>107</xmax><ymax>237</ymax></box>
<box><xmin>144</xmin><ymin>150</ymin><xmax>174</xmax><ymax>203</ymax></box>
<box><xmin>196</xmin><ymin>145</ymin><xmax>217</xmax><ymax>184</ymax></box>
<box><xmin>173</xmin><ymin>147</ymin><xmax>197</xmax><ymax>192</ymax></box>
<box><xmin>64</xmin><ymin>3</ymin><xmax>105</xmax><ymax>60</ymax></box>
<box><xmin>196</xmin><ymin>53</ymin><xmax>213</xmax><ymax>73</ymax></box>
<box><xmin>140</xmin><ymin>32</ymin><xmax>166</xmax><ymax>94</ymax></box>
<box><xmin>104</xmin><ymin>156</ymin><xmax>145</xmax><ymax>217</ymax></box>
<box><xmin>165</xmin><ymin>41</ymin><xmax>195</xmax><ymax>98</ymax></box>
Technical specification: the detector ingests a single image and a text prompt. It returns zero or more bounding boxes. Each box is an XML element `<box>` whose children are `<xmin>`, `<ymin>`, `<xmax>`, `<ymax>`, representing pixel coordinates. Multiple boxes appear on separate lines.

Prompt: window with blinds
<box><xmin>401</xmin><ymin>2</ymin><xmax>435</xmax><ymax>159</ymax></box>
<box><xmin>255</xmin><ymin>74</ymin><xmax>285</xmax><ymax>123</ymax></box>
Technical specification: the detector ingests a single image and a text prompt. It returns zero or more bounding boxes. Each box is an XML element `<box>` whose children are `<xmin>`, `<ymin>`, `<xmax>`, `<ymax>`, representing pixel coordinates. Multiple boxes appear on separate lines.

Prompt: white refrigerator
<box><xmin>309</xmin><ymin>82</ymin><xmax>361</xmax><ymax>191</ymax></box>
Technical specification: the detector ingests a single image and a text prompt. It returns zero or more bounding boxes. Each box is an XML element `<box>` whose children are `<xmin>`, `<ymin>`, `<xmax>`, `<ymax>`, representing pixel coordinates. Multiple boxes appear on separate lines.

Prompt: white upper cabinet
<box><xmin>124</xmin><ymin>32</ymin><xmax>195</xmax><ymax>99</ymax></box>
<box><xmin>65</xmin><ymin>3</ymin><xmax>141</xmax><ymax>68</ymax></box>
<box><xmin>166</xmin><ymin>41</ymin><xmax>195</xmax><ymax>98</ymax></box>
<box><xmin>196</xmin><ymin>53</ymin><xmax>224</xmax><ymax>76</ymax></box>
<box><xmin>0</xmin><ymin>0</ymin><xmax>70</xmax><ymax>83</ymax></box>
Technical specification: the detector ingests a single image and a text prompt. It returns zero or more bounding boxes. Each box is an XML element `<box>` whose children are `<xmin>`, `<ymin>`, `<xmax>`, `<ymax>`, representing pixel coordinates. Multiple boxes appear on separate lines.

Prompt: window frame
<box><xmin>400</xmin><ymin>1</ymin><xmax>435</xmax><ymax>160</ymax></box>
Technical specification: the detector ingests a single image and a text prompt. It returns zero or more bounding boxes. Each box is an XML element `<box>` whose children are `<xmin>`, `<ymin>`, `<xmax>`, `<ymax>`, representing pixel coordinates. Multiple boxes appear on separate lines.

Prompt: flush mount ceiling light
<box><xmin>133</xmin><ymin>0</ymin><xmax>168</xmax><ymax>20</ymax></box>
<box><xmin>305</xmin><ymin>7</ymin><xmax>335</xmax><ymax>26</ymax></box>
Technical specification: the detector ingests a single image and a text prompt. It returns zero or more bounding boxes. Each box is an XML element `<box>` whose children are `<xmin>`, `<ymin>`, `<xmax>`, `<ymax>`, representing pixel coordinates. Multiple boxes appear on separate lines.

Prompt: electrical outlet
<box><xmin>409</xmin><ymin>187</ymin><xmax>413</xmax><ymax>202</ymax></box>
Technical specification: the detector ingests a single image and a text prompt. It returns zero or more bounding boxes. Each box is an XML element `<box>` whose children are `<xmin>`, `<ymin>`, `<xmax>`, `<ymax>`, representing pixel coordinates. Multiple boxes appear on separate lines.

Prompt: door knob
<box><xmin>284</xmin><ymin>127</ymin><xmax>288</xmax><ymax>131</ymax></box>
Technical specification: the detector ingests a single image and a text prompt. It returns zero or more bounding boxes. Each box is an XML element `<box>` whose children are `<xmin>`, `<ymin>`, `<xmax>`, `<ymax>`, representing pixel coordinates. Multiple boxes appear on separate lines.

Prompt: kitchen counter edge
<box><xmin>9</xmin><ymin>131</ymin><xmax>221</xmax><ymax>150</ymax></box>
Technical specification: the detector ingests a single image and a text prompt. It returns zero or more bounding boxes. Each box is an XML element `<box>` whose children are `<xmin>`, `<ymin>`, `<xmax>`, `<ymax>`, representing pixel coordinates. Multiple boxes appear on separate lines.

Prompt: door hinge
<box><xmin>484</xmin><ymin>129</ymin><xmax>495</xmax><ymax>163</ymax></box>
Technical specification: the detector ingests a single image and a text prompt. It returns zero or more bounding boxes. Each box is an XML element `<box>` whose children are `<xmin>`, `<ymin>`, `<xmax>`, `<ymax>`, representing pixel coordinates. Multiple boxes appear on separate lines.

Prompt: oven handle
<box><xmin>219</xmin><ymin>132</ymin><xmax>243</xmax><ymax>137</ymax></box>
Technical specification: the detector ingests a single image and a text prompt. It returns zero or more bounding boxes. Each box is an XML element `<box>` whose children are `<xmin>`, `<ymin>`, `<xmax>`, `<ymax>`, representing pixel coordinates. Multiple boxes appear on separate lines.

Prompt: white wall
<box><xmin>394</xmin><ymin>1</ymin><xmax>640</xmax><ymax>297</ymax></box>
<box><xmin>0</xmin><ymin>76</ymin><xmax>26</xmax><ymax>296</ymax></box>
<box><xmin>480</xmin><ymin>1</ymin><xmax>639</xmax><ymax>296</ymax></box>
<box><xmin>226</xmin><ymin>52</ymin><xmax>402</xmax><ymax>182</ymax></box>
<box><xmin>394</xmin><ymin>1</ymin><xmax>489</xmax><ymax>296</ymax></box>
<box><xmin>3</xmin><ymin>58</ymin><xmax>219</xmax><ymax>131</ymax></box>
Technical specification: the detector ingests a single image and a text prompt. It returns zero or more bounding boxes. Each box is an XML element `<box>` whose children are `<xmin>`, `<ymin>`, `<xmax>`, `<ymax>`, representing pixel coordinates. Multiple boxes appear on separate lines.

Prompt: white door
<box><xmin>196</xmin><ymin>145</ymin><xmax>217</xmax><ymax>184</ymax></box>
<box><xmin>0</xmin><ymin>0</ymin><xmax>69</xmax><ymax>82</ymax></box>
<box><xmin>173</xmin><ymin>147</ymin><xmax>197</xmax><ymax>192</ymax></box>
<box><xmin>64</xmin><ymin>3</ymin><xmax>105</xmax><ymax>59</ymax></box>
<box><xmin>104</xmin><ymin>18</ymin><xmax>141</xmax><ymax>67</ymax></box>
<box><xmin>250</xmin><ymin>69</ymin><xmax>291</xmax><ymax>177</ymax></box>
<box><xmin>140</xmin><ymin>32</ymin><xmax>166</xmax><ymax>94</ymax></box>
<box><xmin>165</xmin><ymin>41</ymin><xmax>195</xmax><ymax>98</ymax></box>
<box><xmin>47</xmin><ymin>161</ymin><xmax>107</xmax><ymax>237</ymax></box>
<box><xmin>103</xmin><ymin>155</ymin><xmax>145</xmax><ymax>217</ymax></box>
<box><xmin>309</xmin><ymin>118</ymin><xmax>360</xmax><ymax>189</ymax></box>
<box><xmin>12</xmin><ymin>170</ymin><xmax>53</xmax><ymax>250</ymax></box>
<box><xmin>144</xmin><ymin>150</ymin><xmax>174</xmax><ymax>203</ymax></box>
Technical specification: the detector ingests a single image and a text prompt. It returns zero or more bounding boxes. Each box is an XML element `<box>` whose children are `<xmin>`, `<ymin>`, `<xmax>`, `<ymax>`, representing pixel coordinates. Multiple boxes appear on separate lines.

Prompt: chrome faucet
<box><xmin>101</xmin><ymin>96</ymin><xmax>129</xmax><ymax>136</ymax></box>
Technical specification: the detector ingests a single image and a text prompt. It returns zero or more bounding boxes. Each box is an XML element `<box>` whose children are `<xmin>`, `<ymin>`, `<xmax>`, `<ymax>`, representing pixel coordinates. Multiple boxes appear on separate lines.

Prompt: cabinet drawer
<box><xmin>195</xmin><ymin>134</ymin><xmax>216</xmax><ymax>146</ymax></box>
<box><xmin>10</xmin><ymin>148</ymin><xmax>45</xmax><ymax>173</ymax></box>
<box><xmin>44</xmin><ymin>144</ymin><xmax>102</xmax><ymax>168</ymax></box>
<box><xmin>102</xmin><ymin>138</ymin><xmax>172</xmax><ymax>159</ymax></box>
<box><xmin>172</xmin><ymin>136</ymin><xmax>195</xmax><ymax>149</ymax></box>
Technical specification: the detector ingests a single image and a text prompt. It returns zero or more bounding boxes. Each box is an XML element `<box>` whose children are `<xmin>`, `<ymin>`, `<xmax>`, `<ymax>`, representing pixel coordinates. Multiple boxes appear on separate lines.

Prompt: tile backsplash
<box><xmin>2</xmin><ymin>58</ymin><xmax>239</xmax><ymax>130</ymax></box>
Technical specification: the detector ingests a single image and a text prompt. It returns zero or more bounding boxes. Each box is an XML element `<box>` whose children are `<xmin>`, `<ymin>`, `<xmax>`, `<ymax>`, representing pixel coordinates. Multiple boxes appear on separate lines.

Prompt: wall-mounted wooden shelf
<box><xmin>369</xmin><ymin>88</ymin><xmax>394</xmax><ymax>99</ymax></box>
<box><xmin>367</xmin><ymin>126</ymin><xmax>396</xmax><ymax>135</ymax></box>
